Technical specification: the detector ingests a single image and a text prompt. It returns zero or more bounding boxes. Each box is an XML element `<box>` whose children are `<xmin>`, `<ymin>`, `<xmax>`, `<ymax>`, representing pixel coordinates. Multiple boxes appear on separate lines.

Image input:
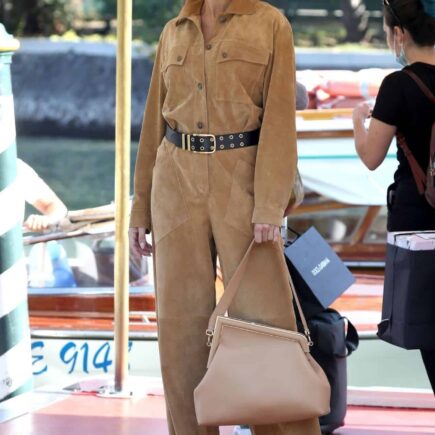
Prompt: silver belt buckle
<box><xmin>182</xmin><ymin>133</ymin><xmax>216</xmax><ymax>154</ymax></box>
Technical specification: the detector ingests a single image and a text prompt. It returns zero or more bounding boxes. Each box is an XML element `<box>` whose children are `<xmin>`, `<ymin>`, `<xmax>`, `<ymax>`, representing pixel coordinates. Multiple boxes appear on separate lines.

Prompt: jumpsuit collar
<box><xmin>176</xmin><ymin>0</ymin><xmax>257</xmax><ymax>25</ymax></box>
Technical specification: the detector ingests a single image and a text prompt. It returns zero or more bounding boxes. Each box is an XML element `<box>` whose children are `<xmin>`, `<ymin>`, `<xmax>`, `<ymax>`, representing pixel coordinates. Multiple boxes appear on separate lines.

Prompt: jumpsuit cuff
<box><xmin>129</xmin><ymin>208</ymin><xmax>151</xmax><ymax>232</ymax></box>
<box><xmin>251</xmin><ymin>206</ymin><xmax>285</xmax><ymax>227</ymax></box>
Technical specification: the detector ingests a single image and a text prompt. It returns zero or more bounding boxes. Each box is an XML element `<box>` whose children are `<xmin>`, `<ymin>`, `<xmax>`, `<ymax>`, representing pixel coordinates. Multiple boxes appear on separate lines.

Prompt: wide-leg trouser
<box><xmin>421</xmin><ymin>350</ymin><xmax>435</xmax><ymax>394</ymax></box>
<box><xmin>151</xmin><ymin>140</ymin><xmax>321</xmax><ymax>435</ymax></box>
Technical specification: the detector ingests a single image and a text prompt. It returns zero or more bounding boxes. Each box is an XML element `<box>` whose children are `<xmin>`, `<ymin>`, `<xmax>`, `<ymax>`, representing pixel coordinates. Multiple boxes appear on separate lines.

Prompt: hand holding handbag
<box><xmin>194</xmin><ymin>240</ymin><xmax>331</xmax><ymax>426</ymax></box>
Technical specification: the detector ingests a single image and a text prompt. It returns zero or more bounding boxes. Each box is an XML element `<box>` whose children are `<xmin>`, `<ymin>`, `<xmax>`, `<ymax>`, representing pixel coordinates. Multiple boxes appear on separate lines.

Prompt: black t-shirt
<box><xmin>372</xmin><ymin>62</ymin><xmax>435</xmax><ymax>231</ymax></box>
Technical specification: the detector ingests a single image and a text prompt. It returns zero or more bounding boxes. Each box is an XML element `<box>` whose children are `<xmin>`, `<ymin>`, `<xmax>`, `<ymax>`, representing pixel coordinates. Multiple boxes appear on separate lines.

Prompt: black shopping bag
<box><xmin>284</xmin><ymin>227</ymin><xmax>355</xmax><ymax>318</ymax></box>
<box><xmin>378</xmin><ymin>241</ymin><xmax>435</xmax><ymax>350</ymax></box>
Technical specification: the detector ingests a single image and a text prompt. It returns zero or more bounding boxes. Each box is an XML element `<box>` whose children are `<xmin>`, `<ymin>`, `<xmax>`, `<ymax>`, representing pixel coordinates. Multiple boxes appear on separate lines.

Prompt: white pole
<box><xmin>0</xmin><ymin>24</ymin><xmax>32</xmax><ymax>402</ymax></box>
<box><xmin>114</xmin><ymin>0</ymin><xmax>132</xmax><ymax>392</ymax></box>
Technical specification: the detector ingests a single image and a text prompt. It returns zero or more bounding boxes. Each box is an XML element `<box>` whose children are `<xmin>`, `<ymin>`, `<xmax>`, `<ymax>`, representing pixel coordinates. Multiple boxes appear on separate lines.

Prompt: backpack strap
<box><xmin>396</xmin><ymin>132</ymin><xmax>427</xmax><ymax>194</ymax></box>
<box><xmin>396</xmin><ymin>69</ymin><xmax>435</xmax><ymax>194</ymax></box>
<box><xmin>344</xmin><ymin>317</ymin><xmax>359</xmax><ymax>356</ymax></box>
<box><xmin>403</xmin><ymin>69</ymin><xmax>435</xmax><ymax>103</ymax></box>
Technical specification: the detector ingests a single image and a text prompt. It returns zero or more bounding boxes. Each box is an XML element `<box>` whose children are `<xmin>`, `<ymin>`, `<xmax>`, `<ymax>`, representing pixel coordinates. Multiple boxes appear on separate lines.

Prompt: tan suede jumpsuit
<box><xmin>130</xmin><ymin>1</ymin><xmax>321</xmax><ymax>434</ymax></box>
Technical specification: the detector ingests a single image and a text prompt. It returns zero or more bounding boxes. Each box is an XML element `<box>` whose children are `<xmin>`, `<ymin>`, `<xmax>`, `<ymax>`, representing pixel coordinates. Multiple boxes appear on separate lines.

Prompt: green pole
<box><xmin>0</xmin><ymin>24</ymin><xmax>32</xmax><ymax>402</ymax></box>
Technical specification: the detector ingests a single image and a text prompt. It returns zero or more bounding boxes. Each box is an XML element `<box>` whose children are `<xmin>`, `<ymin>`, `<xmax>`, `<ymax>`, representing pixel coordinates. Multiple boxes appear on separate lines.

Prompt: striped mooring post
<box><xmin>0</xmin><ymin>24</ymin><xmax>33</xmax><ymax>402</ymax></box>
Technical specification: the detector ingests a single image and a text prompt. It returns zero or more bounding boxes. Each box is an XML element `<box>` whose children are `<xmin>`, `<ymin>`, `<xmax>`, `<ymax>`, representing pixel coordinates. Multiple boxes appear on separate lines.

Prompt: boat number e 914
<box><xmin>31</xmin><ymin>340</ymin><xmax>133</xmax><ymax>376</ymax></box>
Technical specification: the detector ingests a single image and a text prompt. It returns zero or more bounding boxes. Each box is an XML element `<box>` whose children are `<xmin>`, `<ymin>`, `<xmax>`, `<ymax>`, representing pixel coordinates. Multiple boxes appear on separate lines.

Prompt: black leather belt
<box><xmin>165</xmin><ymin>125</ymin><xmax>260</xmax><ymax>154</ymax></box>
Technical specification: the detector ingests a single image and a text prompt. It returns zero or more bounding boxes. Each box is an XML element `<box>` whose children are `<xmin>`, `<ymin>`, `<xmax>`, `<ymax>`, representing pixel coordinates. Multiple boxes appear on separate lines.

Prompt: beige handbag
<box><xmin>194</xmin><ymin>240</ymin><xmax>330</xmax><ymax>426</ymax></box>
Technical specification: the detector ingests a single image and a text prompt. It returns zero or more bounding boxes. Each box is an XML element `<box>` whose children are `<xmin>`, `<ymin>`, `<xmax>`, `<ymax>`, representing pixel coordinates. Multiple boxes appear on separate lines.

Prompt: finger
<box><xmin>35</xmin><ymin>217</ymin><xmax>43</xmax><ymax>231</ymax></box>
<box><xmin>27</xmin><ymin>215</ymin><xmax>37</xmax><ymax>230</ymax></box>
<box><xmin>254</xmin><ymin>225</ymin><xmax>263</xmax><ymax>243</ymax></box>
<box><xmin>134</xmin><ymin>242</ymin><xmax>145</xmax><ymax>258</ymax></box>
<box><xmin>128</xmin><ymin>228</ymin><xmax>137</xmax><ymax>243</ymax></box>
<box><xmin>24</xmin><ymin>217</ymin><xmax>31</xmax><ymax>230</ymax></box>
<box><xmin>262</xmin><ymin>225</ymin><xmax>269</xmax><ymax>243</ymax></box>
<box><xmin>267</xmin><ymin>225</ymin><xmax>275</xmax><ymax>241</ymax></box>
<box><xmin>142</xmin><ymin>240</ymin><xmax>153</xmax><ymax>255</ymax></box>
<box><xmin>39</xmin><ymin>218</ymin><xmax>46</xmax><ymax>231</ymax></box>
<box><xmin>129</xmin><ymin>228</ymin><xmax>140</xmax><ymax>247</ymax></box>
<box><xmin>128</xmin><ymin>228</ymin><xmax>138</xmax><ymax>245</ymax></box>
<box><xmin>273</xmin><ymin>226</ymin><xmax>280</xmax><ymax>242</ymax></box>
<box><xmin>132</xmin><ymin>230</ymin><xmax>153</xmax><ymax>257</ymax></box>
<box><xmin>131</xmin><ymin>245</ymin><xmax>141</xmax><ymax>258</ymax></box>
<box><xmin>129</xmin><ymin>229</ymin><xmax>141</xmax><ymax>257</ymax></box>
<box><xmin>138</xmin><ymin>228</ymin><xmax>146</xmax><ymax>250</ymax></box>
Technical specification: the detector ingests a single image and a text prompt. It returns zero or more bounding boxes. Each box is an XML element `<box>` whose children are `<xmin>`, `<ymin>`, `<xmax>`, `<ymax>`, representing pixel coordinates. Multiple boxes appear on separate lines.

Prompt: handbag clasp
<box><xmin>305</xmin><ymin>329</ymin><xmax>314</xmax><ymax>347</ymax></box>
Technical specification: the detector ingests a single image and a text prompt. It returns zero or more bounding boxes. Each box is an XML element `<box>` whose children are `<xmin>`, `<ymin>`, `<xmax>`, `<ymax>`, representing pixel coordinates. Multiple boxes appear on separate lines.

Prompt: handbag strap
<box><xmin>207</xmin><ymin>240</ymin><xmax>313</xmax><ymax>345</ymax></box>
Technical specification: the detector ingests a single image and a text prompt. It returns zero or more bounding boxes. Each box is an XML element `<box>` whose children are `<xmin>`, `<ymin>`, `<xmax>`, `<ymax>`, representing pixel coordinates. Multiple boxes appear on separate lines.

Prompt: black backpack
<box><xmin>396</xmin><ymin>70</ymin><xmax>435</xmax><ymax>208</ymax></box>
<box><xmin>299</xmin><ymin>309</ymin><xmax>359</xmax><ymax>434</ymax></box>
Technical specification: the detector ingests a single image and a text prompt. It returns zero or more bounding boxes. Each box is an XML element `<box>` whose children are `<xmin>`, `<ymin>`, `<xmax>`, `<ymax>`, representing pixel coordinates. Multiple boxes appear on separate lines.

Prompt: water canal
<box><xmin>17</xmin><ymin>136</ymin><xmax>138</xmax><ymax>212</ymax></box>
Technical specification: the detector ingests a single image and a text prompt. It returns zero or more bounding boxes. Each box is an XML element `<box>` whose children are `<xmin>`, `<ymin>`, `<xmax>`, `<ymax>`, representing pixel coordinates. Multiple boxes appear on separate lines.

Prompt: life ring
<box><xmin>317</xmin><ymin>69</ymin><xmax>394</xmax><ymax>98</ymax></box>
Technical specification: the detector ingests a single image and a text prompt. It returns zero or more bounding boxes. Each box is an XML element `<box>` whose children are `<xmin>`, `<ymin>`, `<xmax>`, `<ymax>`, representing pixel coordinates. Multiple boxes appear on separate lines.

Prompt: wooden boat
<box><xmin>297</xmin><ymin>69</ymin><xmax>393</xmax><ymax>109</ymax></box>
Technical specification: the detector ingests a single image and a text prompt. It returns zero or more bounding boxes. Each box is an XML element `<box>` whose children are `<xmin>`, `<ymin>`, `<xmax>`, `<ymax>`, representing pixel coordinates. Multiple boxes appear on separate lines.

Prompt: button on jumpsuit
<box><xmin>130</xmin><ymin>0</ymin><xmax>321</xmax><ymax>434</ymax></box>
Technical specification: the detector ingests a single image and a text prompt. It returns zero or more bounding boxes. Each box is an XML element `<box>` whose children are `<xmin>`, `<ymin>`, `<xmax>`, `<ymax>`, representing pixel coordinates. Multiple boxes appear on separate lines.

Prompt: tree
<box><xmin>1</xmin><ymin>0</ymin><xmax>74</xmax><ymax>35</ymax></box>
<box><xmin>267</xmin><ymin>0</ymin><xmax>370</xmax><ymax>43</ymax></box>
<box><xmin>340</xmin><ymin>0</ymin><xmax>369</xmax><ymax>42</ymax></box>
<box><xmin>98</xmin><ymin>0</ymin><xmax>183</xmax><ymax>43</ymax></box>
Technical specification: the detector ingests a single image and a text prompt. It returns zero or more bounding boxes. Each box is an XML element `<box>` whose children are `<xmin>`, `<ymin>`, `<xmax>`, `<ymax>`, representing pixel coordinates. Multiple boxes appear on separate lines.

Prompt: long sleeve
<box><xmin>130</xmin><ymin>34</ymin><xmax>167</xmax><ymax>230</ymax></box>
<box><xmin>251</xmin><ymin>16</ymin><xmax>297</xmax><ymax>227</ymax></box>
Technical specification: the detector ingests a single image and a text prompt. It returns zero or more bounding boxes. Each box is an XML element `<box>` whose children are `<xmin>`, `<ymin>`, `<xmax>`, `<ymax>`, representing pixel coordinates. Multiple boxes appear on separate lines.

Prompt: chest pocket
<box><xmin>162</xmin><ymin>45</ymin><xmax>191</xmax><ymax>89</ymax></box>
<box><xmin>215</xmin><ymin>41</ymin><xmax>270</xmax><ymax>105</ymax></box>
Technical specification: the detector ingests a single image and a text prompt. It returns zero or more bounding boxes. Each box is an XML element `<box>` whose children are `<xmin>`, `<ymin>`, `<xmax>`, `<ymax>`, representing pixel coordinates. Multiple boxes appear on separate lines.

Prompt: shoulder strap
<box><xmin>403</xmin><ymin>69</ymin><xmax>435</xmax><ymax>103</ymax></box>
<box><xmin>397</xmin><ymin>70</ymin><xmax>435</xmax><ymax>194</ymax></box>
<box><xmin>208</xmin><ymin>240</ymin><xmax>311</xmax><ymax>341</ymax></box>
<box><xmin>396</xmin><ymin>132</ymin><xmax>427</xmax><ymax>194</ymax></box>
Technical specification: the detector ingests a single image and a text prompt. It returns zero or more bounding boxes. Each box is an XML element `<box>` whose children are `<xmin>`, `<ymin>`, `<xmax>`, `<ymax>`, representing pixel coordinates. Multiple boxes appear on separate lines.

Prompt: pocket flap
<box><xmin>163</xmin><ymin>45</ymin><xmax>189</xmax><ymax>70</ymax></box>
<box><xmin>217</xmin><ymin>41</ymin><xmax>269</xmax><ymax>65</ymax></box>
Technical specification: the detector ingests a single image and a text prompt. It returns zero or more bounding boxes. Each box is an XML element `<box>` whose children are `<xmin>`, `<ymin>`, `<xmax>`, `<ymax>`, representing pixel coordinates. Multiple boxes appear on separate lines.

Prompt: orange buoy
<box><xmin>317</xmin><ymin>69</ymin><xmax>394</xmax><ymax>98</ymax></box>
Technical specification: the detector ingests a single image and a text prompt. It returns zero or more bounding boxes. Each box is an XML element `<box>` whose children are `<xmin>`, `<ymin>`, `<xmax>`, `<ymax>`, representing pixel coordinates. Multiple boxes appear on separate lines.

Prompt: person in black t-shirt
<box><xmin>352</xmin><ymin>0</ymin><xmax>435</xmax><ymax>393</ymax></box>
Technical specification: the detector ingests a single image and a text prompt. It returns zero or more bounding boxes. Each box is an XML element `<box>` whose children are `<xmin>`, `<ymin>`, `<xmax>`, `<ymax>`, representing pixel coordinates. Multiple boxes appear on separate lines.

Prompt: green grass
<box><xmin>291</xmin><ymin>18</ymin><xmax>387</xmax><ymax>49</ymax></box>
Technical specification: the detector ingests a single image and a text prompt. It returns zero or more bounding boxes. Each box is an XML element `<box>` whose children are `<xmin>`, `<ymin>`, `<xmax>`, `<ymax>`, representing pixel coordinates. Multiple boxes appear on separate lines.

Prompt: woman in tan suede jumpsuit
<box><xmin>130</xmin><ymin>0</ymin><xmax>321</xmax><ymax>434</ymax></box>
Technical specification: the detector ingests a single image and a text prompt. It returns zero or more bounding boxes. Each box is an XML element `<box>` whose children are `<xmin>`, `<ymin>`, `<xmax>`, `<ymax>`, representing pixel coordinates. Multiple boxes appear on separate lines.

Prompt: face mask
<box><xmin>393</xmin><ymin>36</ymin><xmax>408</xmax><ymax>67</ymax></box>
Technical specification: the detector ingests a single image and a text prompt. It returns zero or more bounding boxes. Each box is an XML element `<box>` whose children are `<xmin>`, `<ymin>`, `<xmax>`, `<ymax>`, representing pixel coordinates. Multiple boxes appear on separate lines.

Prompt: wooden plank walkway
<box><xmin>1</xmin><ymin>378</ymin><xmax>434</xmax><ymax>435</ymax></box>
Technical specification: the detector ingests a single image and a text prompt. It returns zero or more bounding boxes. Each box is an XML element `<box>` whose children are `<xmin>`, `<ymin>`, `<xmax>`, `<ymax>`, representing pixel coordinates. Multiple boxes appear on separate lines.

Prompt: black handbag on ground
<box><xmin>301</xmin><ymin>309</ymin><xmax>359</xmax><ymax>434</ymax></box>
<box><xmin>284</xmin><ymin>227</ymin><xmax>355</xmax><ymax>318</ymax></box>
<box><xmin>378</xmin><ymin>232</ymin><xmax>435</xmax><ymax>350</ymax></box>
